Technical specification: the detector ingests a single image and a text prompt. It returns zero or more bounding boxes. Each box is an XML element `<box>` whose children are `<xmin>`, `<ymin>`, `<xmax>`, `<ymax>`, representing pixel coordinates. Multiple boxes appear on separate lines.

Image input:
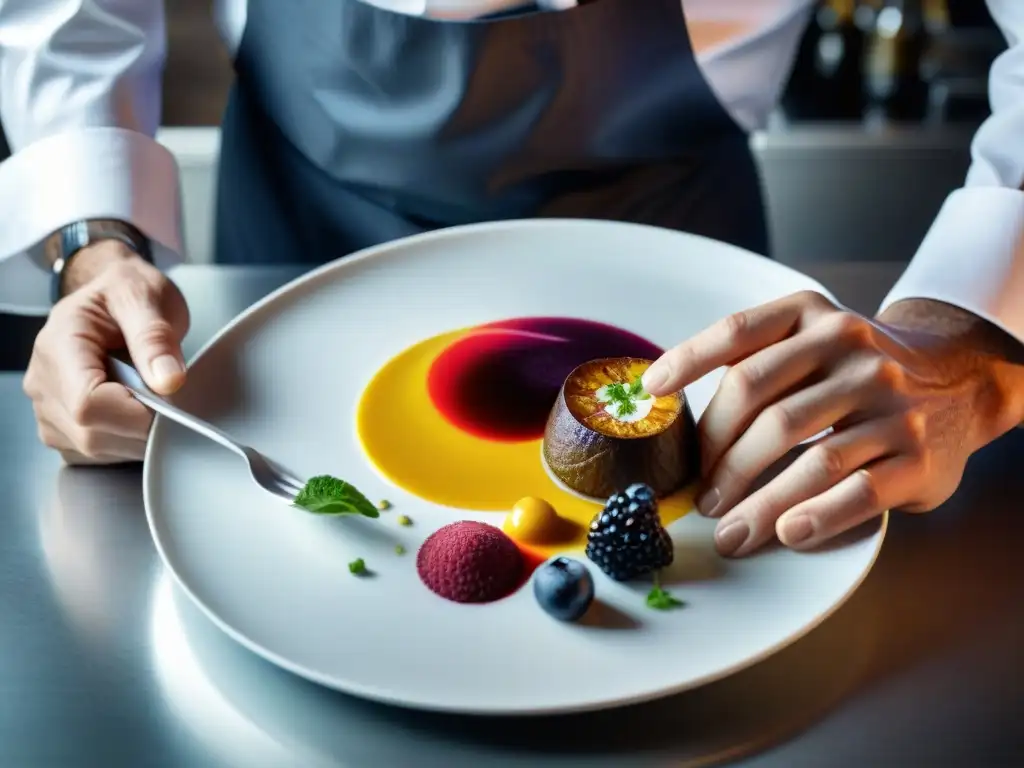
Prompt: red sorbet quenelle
<box><xmin>416</xmin><ymin>521</ymin><xmax>525</xmax><ymax>603</ymax></box>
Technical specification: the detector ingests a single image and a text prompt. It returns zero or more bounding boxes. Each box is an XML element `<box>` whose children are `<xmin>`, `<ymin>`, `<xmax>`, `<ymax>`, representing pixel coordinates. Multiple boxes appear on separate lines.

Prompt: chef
<box><xmin>2</xmin><ymin>0</ymin><xmax>1023</xmax><ymax>557</ymax></box>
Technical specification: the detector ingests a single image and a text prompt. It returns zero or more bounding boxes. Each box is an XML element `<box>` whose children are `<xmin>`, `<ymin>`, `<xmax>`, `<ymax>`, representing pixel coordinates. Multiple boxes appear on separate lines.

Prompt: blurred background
<box><xmin>0</xmin><ymin>0</ymin><xmax>1009</xmax><ymax>366</ymax></box>
<box><xmin>0</xmin><ymin>0</ymin><xmax>1006</xmax><ymax>264</ymax></box>
<box><xmin>156</xmin><ymin>0</ymin><xmax>1001</xmax><ymax>127</ymax></box>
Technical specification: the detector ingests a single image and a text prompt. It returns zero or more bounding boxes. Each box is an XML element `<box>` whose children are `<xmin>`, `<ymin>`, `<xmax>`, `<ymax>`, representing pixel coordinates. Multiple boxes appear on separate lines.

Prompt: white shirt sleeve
<box><xmin>0</xmin><ymin>0</ymin><xmax>183</xmax><ymax>316</ymax></box>
<box><xmin>880</xmin><ymin>0</ymin><xmax>1024</xmax><ymax>343</ymax></box>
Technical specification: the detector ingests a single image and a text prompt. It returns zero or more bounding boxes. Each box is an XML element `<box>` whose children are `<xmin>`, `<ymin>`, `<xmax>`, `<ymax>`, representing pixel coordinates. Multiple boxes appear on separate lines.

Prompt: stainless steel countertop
<box><xmin>2</xmin><ymin>263</ymin><xmax>1022</xmax><ymax>767</ymax></box>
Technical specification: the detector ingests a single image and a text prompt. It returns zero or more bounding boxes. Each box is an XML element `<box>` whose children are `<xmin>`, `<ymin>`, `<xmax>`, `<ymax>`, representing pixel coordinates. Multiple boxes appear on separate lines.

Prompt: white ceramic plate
<box><xmin>144</xmin><ymin>219</ymin><xmax>885</xmax><ymax>716</ymax></box>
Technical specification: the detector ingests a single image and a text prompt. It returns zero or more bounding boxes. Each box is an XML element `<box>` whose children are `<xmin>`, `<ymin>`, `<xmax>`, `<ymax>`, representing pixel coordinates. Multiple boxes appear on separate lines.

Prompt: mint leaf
<box><xmin>293</xmin><ymin>475</ymin><xmax>380</xmax><ymax>518</ymax></box>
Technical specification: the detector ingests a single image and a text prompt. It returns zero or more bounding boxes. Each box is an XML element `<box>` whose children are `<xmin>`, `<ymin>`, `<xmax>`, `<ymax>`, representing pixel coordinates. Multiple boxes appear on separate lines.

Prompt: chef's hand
<box><xmin>23</xmin><ymin>240</ymin><xmax>190</xmax><ymax>464</ymax></box>
<box><xmin>642</xmin><ymin>291</ymin><xmax>1024</xmax><ymax>557</ymax></box>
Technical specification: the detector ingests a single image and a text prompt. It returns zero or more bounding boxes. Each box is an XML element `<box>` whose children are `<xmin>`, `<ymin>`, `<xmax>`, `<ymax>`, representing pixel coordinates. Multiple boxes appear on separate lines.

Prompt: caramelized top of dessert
<box><xmin>562</xmin><ymin>358</ymin><xmax>683</xmax><ymax>440</ymax></box>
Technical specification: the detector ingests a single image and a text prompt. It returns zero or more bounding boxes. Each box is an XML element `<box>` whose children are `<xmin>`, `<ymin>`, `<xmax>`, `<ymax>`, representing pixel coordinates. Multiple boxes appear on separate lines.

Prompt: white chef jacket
<box><xmin>0</xmin><ymin>0</ymin><xmax>1022</xmax><ymax>343</ymax></box>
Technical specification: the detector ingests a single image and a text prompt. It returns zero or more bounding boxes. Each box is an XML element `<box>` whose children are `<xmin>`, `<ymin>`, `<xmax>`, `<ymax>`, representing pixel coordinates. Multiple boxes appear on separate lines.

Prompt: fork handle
<box><xmin>107</xmin><ymin>355</ymin><xmax>248</xmax><ymax>460</ymax></box>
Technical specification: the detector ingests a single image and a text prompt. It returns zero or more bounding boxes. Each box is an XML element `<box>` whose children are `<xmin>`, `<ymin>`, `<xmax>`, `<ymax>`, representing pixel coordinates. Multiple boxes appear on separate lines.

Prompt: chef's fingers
<box><xmin>102</xmin><ymin>261</ymin><xmax>190</xmax><ymax>396</ymax></box>
<box><xmin>774</xmin><ymin>455</ymin><xmax>921</xmax><ymax>551</ymax></box>
<box><xmin>58</xmin><ymin>444</ymin><xmax>148</xmax><ymax>466</ymax></box>
<box><xmin>73</xmin><ymin>382</ymin><xmax>154</xmax><ymax>441</ymax></box>
<box><xmin>697</xmin><ymin>313</ymin><xmax>861</xmax><ymax>473</ymax></box>
<box><xmin>36</xmin><ymin>408</ymin><xmax>148</xmax><ymax>463</ymax></box>
<box><xmin>642</xmin><ymin>290</ymin><xmax>835</xmax><ymax>396</ymax></box>
<box><xmin>47</xmin><ymin>308</ymin><xmax>155</xmax><ymax>443</ymax></box>
<box><xmin>697</xmin><ymin>366</ymin><xmax>875</xmax><ymax>521</ymax></box>
<box><xmin>710</xmin><ymin>417</ymin><xmax>902</xmax><ymax>557</ymax></box>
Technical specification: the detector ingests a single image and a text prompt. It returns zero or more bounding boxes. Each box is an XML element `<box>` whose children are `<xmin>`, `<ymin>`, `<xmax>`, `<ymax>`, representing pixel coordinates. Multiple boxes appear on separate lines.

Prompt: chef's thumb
<box><xmin>105</xmin><ymin>282</ymin><xmax>189</xmax><ymax>396</ymax></box>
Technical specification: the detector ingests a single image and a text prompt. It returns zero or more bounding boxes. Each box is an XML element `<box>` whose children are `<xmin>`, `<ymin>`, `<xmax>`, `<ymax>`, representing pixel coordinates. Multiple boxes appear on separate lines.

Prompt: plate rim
<box><xmin>143</xmin><ymin>218</ymin><xmax>883</xmax><ymax>715</ymax></box>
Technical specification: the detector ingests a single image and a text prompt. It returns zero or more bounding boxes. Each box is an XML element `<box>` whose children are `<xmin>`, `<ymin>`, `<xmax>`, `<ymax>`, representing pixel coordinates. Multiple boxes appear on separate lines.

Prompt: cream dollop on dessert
<box><xmin>542</xmin><ymin>357</ymin><xmax>700</xmax><ymax>500</ymax></box>
<box><xmin>594</xmin><ymin>379</ymin><xmax>655</xmax><ymax>422</ymax></box>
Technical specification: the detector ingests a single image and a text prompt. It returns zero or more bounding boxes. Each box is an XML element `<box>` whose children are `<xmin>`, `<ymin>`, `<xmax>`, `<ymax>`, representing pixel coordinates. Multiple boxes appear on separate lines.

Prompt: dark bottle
<box><xmin>781</xmin><ymin>0</ymin><xmax>867</xmax><ymax>121</ymax></box>
<box><xmin>870</xmin><ymin>0</ymin><xmax>931</xmax><ymax>120</ymax></box>
<box><xmin>945</xmin><ymin>0</ymin><xmax>995</xmax><ymax>29</ymax></box>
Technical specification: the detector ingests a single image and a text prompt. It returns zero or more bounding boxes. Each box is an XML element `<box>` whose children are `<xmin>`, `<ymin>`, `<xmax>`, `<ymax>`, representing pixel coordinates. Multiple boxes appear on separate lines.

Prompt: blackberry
<box><xmin>624</xmin><ymin>483</ymin><xmax>656</xmax><ymax>505</ymax></box>
<box><xmin>585</xmin><ymin>483</ymin><xmax>673</xmax><ymax>581</ymax></box>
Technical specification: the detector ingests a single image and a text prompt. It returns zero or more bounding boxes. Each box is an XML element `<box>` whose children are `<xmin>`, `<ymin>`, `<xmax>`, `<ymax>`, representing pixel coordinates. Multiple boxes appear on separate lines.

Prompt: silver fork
<box><xmin>107</xmin><ymin>356</ymin><xmax>305</xmax><ymax>502</ymax></box>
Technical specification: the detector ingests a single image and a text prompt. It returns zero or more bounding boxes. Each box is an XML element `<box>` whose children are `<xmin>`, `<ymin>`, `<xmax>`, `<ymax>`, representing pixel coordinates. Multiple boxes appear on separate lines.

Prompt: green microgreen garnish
<box><xmin>615</xmin><ymin>398</ymin><xmax>638</xmax><ymax>417</ymax></box>
<box><xmin>646</xmin><ymin>587</ymin><xmax>684</xmax><ymax>610</ymax></box>
<box><xmin>597</xmin><ymin>376</ymin><xmax>651</xmax><ymax>419</ymax></box>
<box><xmin>600</xmin><ymin>382</ymin><xmax>629</xmax><ymax>403</ymax></box>
<box><xmin>646</xmin><ymin>572</ymin><xmax>684</xmax><ymax>611</ymax></box>
<box><xmin>348</xmin><ymin>558</ymin><xmax>368</xmax><ymax>575</ymax></box>
<box><xmin>628</xmin><ymin>377</ymin><xmax>651</xmax><ymax>400</ymax></box>
<box><xmin>292</xmin><ymin>475</ymin><xmax>380</xmax><ymax>518</ymax></box>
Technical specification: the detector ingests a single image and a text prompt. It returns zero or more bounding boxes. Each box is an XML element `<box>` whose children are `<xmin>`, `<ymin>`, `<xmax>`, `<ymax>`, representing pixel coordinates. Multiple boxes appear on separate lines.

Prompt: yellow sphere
<box><xmin>505</xmin><ymin>497</ymin><xmax>561</xmax><ymax>545</ymax></box>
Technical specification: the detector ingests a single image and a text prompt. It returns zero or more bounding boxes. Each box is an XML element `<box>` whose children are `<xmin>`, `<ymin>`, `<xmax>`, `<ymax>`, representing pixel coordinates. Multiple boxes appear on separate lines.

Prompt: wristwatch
<box><xmin>44</xmin><ymin>219</ymin><xmax>152</xmax><ymax>304</ymax></box>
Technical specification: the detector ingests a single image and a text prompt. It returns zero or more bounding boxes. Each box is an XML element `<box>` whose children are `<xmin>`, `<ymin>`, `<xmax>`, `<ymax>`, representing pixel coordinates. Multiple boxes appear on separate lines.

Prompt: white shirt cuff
<box><xmin>0</xmin><ymin>127</ymin><xmax>185</xmax><ymax>316</ymax></box>
<box><xmin>879</xmin><ymin>187</ymin><xmax>1024</xmax><ymax>344</ymax></box>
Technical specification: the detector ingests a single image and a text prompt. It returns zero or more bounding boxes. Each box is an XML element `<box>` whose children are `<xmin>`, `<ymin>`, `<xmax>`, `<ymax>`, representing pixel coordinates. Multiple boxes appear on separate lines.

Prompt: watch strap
<box><xmin>47</xmin><ymin>219</ymin><xmax>152</xmax><ymax>303</ymax></box>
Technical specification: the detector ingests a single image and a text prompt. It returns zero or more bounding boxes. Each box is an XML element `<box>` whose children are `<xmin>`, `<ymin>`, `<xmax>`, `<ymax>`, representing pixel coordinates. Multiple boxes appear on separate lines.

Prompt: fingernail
<box><xmin>715</xmin><ymin>520</ymin><xmax>749</xmax><ymax>557</ymax></box>
<box><xmin>696</xmin><ymin>486</ymin><xmax>720</xmax><ymax>517</ymax></box>
<box><xmin>779</xmin><ymin>514</ymin><xmax>814</xmax><ymax>545</ymax></box>
<box><xmin>641</xmin><ymin>363</ymin><xmax>669</xmax><ymax>393</ymax></box>
<box><xmin>150</xmin><ymin>354</ymin><xmax>184</xmax><ymax>386</ymax></box>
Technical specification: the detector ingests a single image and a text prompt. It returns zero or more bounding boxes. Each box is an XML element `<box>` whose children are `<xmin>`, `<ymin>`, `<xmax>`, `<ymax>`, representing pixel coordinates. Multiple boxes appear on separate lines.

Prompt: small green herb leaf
<box><xmin>599</xmin><ymin>376</ymin><xmax>652</xmax><ymax>419</ymax></box>
<box><xmin>614</xmin><ymin>398</ymin><xmax>637</xmax><ymax>417</ymax></box>
<box><xmin>646</xmin><ymin>586</ymin><xmax>684</xmax><ymax>610</ymax></box>
<box><xmin>647</xmin><ymin>571</ymin><xmax>684</xmax><ymax>610</ymax></box>
<box><xmin>604</xmin><ymin>382</ymin><xmax>629</xmax><ymax>403</ymax></box>
<box><xmin>348</xmin><ymin>558</ymin><xmax>367</xmax><ymax>575</ymax></box>
<box><xmin>394</xmin><ymin>544</ymin><xmax>406</xmax><ymax>556</ymax></box>
<box><xmin>632</xmin><ymin>376</ymin><xmax>653</xmax><ymax>400</ymax></box>
<box><xmin>293</xmin><ymin>475</ymin><xmax>380</xmax><ymax>518</ymax></box>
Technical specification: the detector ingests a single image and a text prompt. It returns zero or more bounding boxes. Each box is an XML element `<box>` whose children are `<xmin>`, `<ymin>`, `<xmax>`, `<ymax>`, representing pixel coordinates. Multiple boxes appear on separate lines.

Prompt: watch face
<box><xmin>59</xmin><ymin>222</ymin><xmax>92</xmax><ymax>264</ymax></box>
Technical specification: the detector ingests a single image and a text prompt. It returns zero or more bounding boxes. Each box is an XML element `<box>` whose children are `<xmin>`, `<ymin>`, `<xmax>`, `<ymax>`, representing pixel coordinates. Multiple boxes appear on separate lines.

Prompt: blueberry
<box><xmin>533</xmin><ymin>557</ymin><xmax>595</xmax><ymax>622</ymax></box>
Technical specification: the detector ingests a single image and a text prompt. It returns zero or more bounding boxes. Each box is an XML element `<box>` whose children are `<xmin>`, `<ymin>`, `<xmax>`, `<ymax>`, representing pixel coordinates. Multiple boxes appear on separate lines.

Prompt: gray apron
<box><xmin>215</xmin><ymin>0</ymin><xmax>769</xmax><ymax>265</ymax></box>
